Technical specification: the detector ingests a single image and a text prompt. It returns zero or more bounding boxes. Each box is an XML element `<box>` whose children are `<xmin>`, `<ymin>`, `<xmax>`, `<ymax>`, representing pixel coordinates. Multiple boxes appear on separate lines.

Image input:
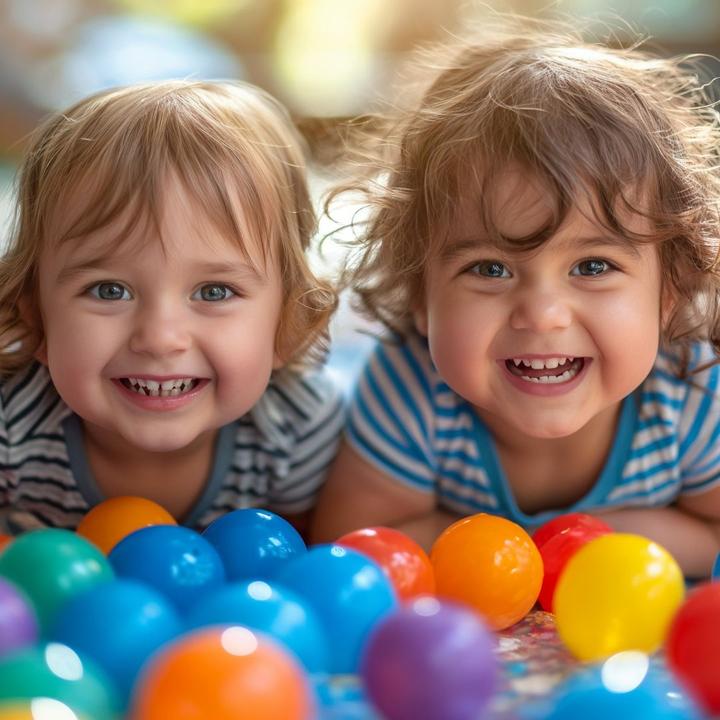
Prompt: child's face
<box><xmin>33</xmin><ymin>174</ymin><xmax>284</xmax><ymax>454</ymax></box>
<box><xmin>414</xmin><ymin>171</ymin><xmax>664</xmax><ymax>441</ymax></box>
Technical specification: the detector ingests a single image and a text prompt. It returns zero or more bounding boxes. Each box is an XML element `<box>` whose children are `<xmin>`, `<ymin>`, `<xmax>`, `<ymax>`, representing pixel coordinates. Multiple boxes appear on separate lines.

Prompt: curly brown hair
<box><xmin>0</xmin><ymin>80</ymin><xmax>337</xmax><ymax>376</ymax></box>
<box><xmin>328</xmin><ymin>16</ymin><xmax>720</xmax><ymax>373</ymax></box>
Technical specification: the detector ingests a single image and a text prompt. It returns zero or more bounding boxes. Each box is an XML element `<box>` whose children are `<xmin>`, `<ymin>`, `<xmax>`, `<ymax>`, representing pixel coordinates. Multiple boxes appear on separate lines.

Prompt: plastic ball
<box><xmin>131</xmin><ymin>626</ymin><xmax>313</xmax><ymax>719</ymax></box>
<box><xmin>185</xmin><ymin>579</ymin><xmax>329</xmax><ymax>673</ymax></box>
<box><xmin>312</xmin><ymin>674</ymin><xmax>368</xmax><ymax>717</ymax></box>
<box><xmin>0</xmin><ymin>643</ymin><xmax>119</xmax><ymax>719</ymax></box>
<box><xmin>0</xmin><ymin>535</ymin><xmax>12</xmax><ymax>553</ymax></box>
<box><xmin>554</xmin><ymin>534</ymin><xmax>684</xmax><ymax>661</ymax></box>
<box><xmin>711</xmin><ymin>552</ymin><xmax>720</xmax><ymax>579</ymax></box>
<box><xmin>532</xmin><ymin>513</ymin><xmax>612</xmax><ymax>549</ymax></box>
<box><xmin>544</xmin><ymin>651</ymin><xmax>701</xmax><ymax>720</ymax></box>
<box><xmin>0</xmin><ymin>579</ymin><xmax>38</xmax><ymax>658</ymax></box>
<box><xmin>49</xmin><ymin>579</ymin><xmax>182</xmax><ymax>704</ymax></box>
<box><xmin>0</xmin><ymin>529</ymin><xmax>113</xmax><ymax>631</ymax></box>
<box><xmin>666</xmin><ymin>582</ymin><xmax>720</xmax><ymax>715</ymax></box>
<box><xmin>361</xmin><ymin>597</ymin><xmax>498</xmax><ymax>720</ymax></box>
<box><xmin>337</xmin><ymin>526</ymin><xmax>435</xmax><ymax>601</ymax></box>
<box><xmin>537</xmin><ymin>525</ymin><xmax>611</xmax><ymax>612</ymax></box>
<box><xmin>109</xmin><ymin>525</ymin><xmax>225</xmax><ymax>613</ymax></box>
<box><xmin>274</xmin><ymin>545</ymin><xmax>397</xmax><ymax>673</ymax></box>
<box><xmin>76</xmin><ymin>496</ymin><xmax>176</xmax><ymax>554</ymax></box>
<box><xmin>430</xmin><ymin>513</ymin><xmax>542</xmax><ymax>630</ymax></box>
<box><xmin>202</xmin><ymin>508</ymin><xmax>306</xmax><ymax>581</ymax></box>
<box><xmin>0</xmin><ymin>699</ymin><xmax>88</xmax><ymax>719</ymax></box>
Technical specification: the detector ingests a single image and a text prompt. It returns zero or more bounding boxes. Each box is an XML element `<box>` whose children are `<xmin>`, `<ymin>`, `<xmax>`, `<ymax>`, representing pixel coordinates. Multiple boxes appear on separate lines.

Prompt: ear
<box><xmin>18</xmin><ymin>294</ymin><xmax>48</xmax><ymax>365</ymax></box>
<box><xmin>659</xmin><ymin>280</ymin><xmax>678</xmax><ymax>335</ymax></box>
<box><xmin>413</xmin><ymin>303</ymin><xmax>429</xmax><ymax>337</ymax></box>
<box><xmin>272</xmin><ymin>348</ymin><xmax>286</xmax><ymax>370</ymax></box>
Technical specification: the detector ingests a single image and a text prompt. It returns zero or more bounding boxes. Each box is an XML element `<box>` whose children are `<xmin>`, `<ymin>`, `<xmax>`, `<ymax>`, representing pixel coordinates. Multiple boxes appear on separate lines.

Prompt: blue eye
<box><xmin>572</xmin><ymin>259</ymin><xmax>612</xmax><ymax>276</ymax></box>
<box><xmin>89</xmin><ymin>282</ymin><xmax>131</xmax><ymax>300</ymax></box>
<box><xmin>470</xmin><ymin>261</ymin><xmax>511</xmax><ymax>278</ymax></box>
<box><xmin>193</xmin><ymin>284</ymin><xmax>236</xmax><ymax>302</ymax></box>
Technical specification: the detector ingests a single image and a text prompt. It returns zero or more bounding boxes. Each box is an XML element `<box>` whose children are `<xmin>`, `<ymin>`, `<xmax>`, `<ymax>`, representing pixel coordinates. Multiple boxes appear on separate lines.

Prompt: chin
<box><xmin>509</xmin><ymin>416</ymin><xmax>585</xmax><ymax>440</ymax></box>
<box><xmin>122</xmin><ymin>430</ymin><xmax>203</xmax><ymax>454</ymax></box>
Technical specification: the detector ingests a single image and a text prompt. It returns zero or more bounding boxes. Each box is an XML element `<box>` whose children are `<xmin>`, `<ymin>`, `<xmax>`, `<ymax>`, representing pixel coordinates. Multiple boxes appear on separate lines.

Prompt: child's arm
<box><xmin>595</xmin><ymin>501</ymin><xmax>720</xmax><ymax>578</ymax></box>
<box><xmin>310</xmin><ymin>441</ymin><xmax>457</xmax><ymax>549</ymax></box>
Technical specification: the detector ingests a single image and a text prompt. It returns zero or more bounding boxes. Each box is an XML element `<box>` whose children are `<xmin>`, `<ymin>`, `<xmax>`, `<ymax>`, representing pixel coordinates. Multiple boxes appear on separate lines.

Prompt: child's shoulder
<box><xmin>249</xmin><ymin>366</ymin><xmax>344</xmax><ymax>446</ymax></box>
<box><xmin>643</xmin><ymin>342</ymin><xmax>720</xmax><ymax>410</ymax></box>
<box><xmin>364</xmin><ymin>331</ymin><xmax>438</xmax><ymax>381</ymax></box>
<box><xmin>0</xmin><ymin>361</ymin><xmax>62</xmax><ymax>416</ymax></box>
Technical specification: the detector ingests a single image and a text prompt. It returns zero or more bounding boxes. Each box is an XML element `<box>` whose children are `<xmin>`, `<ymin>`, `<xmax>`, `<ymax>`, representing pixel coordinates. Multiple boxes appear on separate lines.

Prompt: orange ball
<box><xmin>132</xmin><ymin>626</ymin><xmax>313</xmax><ymax>720</ymax></box>
<box><xmin>76</xmin><ymin>496</ymin><xmax>176</xmax><ymax>554</ymax></box>
<box><xmin>337</xmin><ymin>526</ymin><xmax>435</xmax><ymax>601</ymax></box>
<box><xmin>0</xmin><ymin>535</ymin><xmax>12</xmax><ymax>553</ymax></box>
<box><xmin>430</xmin><ymin>513</ymin><xmax>543</xmax><ymax>630</ymax></box>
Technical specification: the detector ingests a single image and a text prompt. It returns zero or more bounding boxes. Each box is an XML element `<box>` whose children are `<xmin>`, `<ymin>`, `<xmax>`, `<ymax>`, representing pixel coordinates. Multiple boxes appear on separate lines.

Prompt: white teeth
<box><xmin>125</xmin><ymin>377</ymin><xmax>195</xmax><ymax>397</ymax></box>
<box><xmin>519</xmin><ymin>367</ymin><xmax>579</xmax><ymax>384</ymax></box>
<box><xmin>511</xmin><ymin>357</ymin><xmax>576</xmax><ymax>370</ymax></box>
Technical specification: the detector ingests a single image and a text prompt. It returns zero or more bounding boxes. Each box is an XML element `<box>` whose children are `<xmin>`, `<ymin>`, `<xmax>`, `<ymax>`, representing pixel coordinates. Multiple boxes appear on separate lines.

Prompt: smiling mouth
<box><xmin>505</xmin><ymin>357</ymin><xmax>586</xmax><ymax>384</ymax></box>
<box><xmin>119</xmin><ymin>377</ymin><xmax>200</xmax><ymax>397</ymax></box>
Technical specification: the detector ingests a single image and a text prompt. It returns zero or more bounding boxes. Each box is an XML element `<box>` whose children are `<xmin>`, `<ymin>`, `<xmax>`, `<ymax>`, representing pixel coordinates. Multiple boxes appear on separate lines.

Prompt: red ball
<box><xmin>666</xmin><ymin>582</ymin><xmax>720</xmax><ymax>714</ymax></box>
<box><xmin>532</xmin><ymin>513</ymin><xmax>612</xmax><ymax>550</ymax></box>
<box><xmin>537</xmin><ymin>526</ymin><xmax>611</xmax><ymax>612</ymax></box>
<box><xmin>337</xmin><ymin>526</ymin><xmax>435</xmax><ymax>601</ymax></box>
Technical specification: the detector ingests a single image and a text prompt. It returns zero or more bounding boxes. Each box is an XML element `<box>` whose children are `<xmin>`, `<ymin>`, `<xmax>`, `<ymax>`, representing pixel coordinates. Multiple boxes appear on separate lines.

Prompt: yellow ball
<box><xmin>554</xmin><ymin>533</ymin><xmax>684</xmax><ymax>661</ymax></box>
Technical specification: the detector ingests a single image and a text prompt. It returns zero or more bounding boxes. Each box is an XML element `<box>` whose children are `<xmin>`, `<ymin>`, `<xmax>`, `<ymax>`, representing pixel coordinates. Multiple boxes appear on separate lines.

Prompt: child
<box><xmin>311</xmin><ymin>18</ymin><xmax>720</xmax><ymax>577</ymax></box>
<box><xmin>0</xmin><ymin>80</ymin><xmax>344</xmax><ymax>536</ymax></box>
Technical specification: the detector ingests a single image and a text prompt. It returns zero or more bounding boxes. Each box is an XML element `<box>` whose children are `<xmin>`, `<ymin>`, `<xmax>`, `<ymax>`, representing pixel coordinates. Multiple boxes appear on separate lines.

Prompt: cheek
<box><xmin>426</xmin><ymin>299</ymin><xmax>498</xmax><ymax>384</ymax></box>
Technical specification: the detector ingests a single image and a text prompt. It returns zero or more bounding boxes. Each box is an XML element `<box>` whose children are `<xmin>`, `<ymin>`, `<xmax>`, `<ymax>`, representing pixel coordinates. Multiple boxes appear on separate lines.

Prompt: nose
<box><xmin>128</xmin><ymin>299</ymin><xmax>192</xmax><ymax>357</ymax></box>
<box><xmin>509</xmin><ymin>287</ymin><xmax>573</xmax><ymax>333</ymax></box>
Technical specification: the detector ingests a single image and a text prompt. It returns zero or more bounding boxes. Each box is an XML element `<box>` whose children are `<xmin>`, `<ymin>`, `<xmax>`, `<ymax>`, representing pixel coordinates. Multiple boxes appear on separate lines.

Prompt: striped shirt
<box><xmin>346</xmin><ymin>333</ymin><xmax>720</xmax><ymax>530</ymax></box>
<box><xmin>0</xmin><ymin>362</ymin><xmax>344</xmax><ymax>533</ymax></box>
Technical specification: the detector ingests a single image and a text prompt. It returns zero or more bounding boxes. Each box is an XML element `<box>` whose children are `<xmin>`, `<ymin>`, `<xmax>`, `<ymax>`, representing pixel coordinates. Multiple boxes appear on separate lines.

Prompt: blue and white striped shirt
<box><xmin>0</xmin><ymin>362</ymin><xmax>344</xmax><ymax>533</ymax></box>
<box><xmin>346</xmin><ymin>333</ymin><xmax>720</xmax><ymax>529</ymax></box>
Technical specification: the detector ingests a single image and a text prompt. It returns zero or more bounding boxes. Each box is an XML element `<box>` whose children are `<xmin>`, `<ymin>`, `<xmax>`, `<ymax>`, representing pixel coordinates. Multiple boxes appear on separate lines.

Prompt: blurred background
<box><xmin>1</xmin><ymin>0</ymin><xmax>719</xmax><ymax>381</ymax></box>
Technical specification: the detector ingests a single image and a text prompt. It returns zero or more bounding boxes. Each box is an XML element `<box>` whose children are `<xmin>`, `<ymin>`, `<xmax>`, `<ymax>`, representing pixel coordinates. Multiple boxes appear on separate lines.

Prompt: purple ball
<box><xmin>361</xmin><ymin>597</ymin><xmax>498</xmax><ymax>720</ymax></box>
<box><xmin>0</xmin><ymin>577</ymin><xmax>38</xmax><ymax>657</ymax></box>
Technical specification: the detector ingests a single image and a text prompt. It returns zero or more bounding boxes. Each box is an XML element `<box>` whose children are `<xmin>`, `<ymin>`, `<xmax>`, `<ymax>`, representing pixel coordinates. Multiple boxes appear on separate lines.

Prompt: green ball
<box><xmin>0</xmin><ymin>643</ymin><xmax>119</xmax><ymax>718</ymax></box>
<box><xmin>0</xmin><ymin>529</ymin><xmax>113</xmax><ymax>631</ymax></box>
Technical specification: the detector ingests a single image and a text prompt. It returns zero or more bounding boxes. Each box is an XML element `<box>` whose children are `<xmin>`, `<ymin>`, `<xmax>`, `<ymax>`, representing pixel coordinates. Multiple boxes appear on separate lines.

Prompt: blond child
<box><xmin>0</xmin><ymin>81</ymin><xmax>343</xmax><ymax>535</ymax></box>
<box><xmin>312</xmin><ymin>19</ymin><xmax>720</xmax><ymax>577</ymax></box>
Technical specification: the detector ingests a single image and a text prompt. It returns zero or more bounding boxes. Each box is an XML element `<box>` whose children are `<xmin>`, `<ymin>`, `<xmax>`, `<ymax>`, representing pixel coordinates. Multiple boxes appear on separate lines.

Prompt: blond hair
<box><xmin>331</xmin><ymin>17</ymin><xmax>720</xmax><ymax>371</ymax></box>
<box><xmin>0</xmin><ymin>80</ymin><xmax>336</xmax><ymax>375</ymax></box>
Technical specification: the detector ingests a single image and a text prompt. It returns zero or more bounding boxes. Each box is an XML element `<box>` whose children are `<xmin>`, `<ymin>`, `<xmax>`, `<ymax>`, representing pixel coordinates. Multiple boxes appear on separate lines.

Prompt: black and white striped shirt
<box><xmin>0</xmin><ymin>362</ymin><xmax>344</xmax><ymax>533</ymax></box>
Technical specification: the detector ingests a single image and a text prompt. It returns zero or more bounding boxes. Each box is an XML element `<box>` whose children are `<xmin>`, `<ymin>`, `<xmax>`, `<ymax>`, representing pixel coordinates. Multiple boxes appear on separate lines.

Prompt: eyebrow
<box><xmin>55</xmin><ymin>257</ymin><xmax>264</xmax><ymax>285</ymax></box>
<box><xmin>440</xmin><ymin>234</ymin><xmax>642</xmax><ymax>260</ymax></box>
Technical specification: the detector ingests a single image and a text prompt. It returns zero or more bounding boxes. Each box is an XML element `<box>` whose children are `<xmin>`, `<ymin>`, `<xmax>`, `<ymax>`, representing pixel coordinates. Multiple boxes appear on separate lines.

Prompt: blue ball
<box><xmin>185</xmin><ymin>579</ymin><xmax>329</xmax><ymax>673</ymax></box>
<box><xmin>202</xmin><ymin>508</ymin><xmax>306</xmax><ymax>581</ymax></box>
<box><xmin>712</xmin><ymin>552</ymin><xmax>720</xmax><ymax>580</ymax></box>
<box><xmin>274</xmin><ymin>545</ymin><xmax>397</xmax><ymax>674</ymax></box>
<box><xmin>49</xmin><ymin>578</ymin><xmax>182</xmax><ymax>704</ymax></box>
<box><xmin>545</xmin><ymin>652</ymin><xmax>702</xmax><ymax>720</ymax></box>
<box><xmin>108</xmin><ymin>525</ymin><xmax>225</xmax><ymax>613</ymax></box>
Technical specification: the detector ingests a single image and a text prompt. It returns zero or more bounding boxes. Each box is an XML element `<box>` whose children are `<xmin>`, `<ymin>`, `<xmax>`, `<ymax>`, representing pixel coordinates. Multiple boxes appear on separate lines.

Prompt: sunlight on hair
<box><xmin>274</xmin><ymin>0</ymin><xmax>384</xmax><ymax>115</ymax></box>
